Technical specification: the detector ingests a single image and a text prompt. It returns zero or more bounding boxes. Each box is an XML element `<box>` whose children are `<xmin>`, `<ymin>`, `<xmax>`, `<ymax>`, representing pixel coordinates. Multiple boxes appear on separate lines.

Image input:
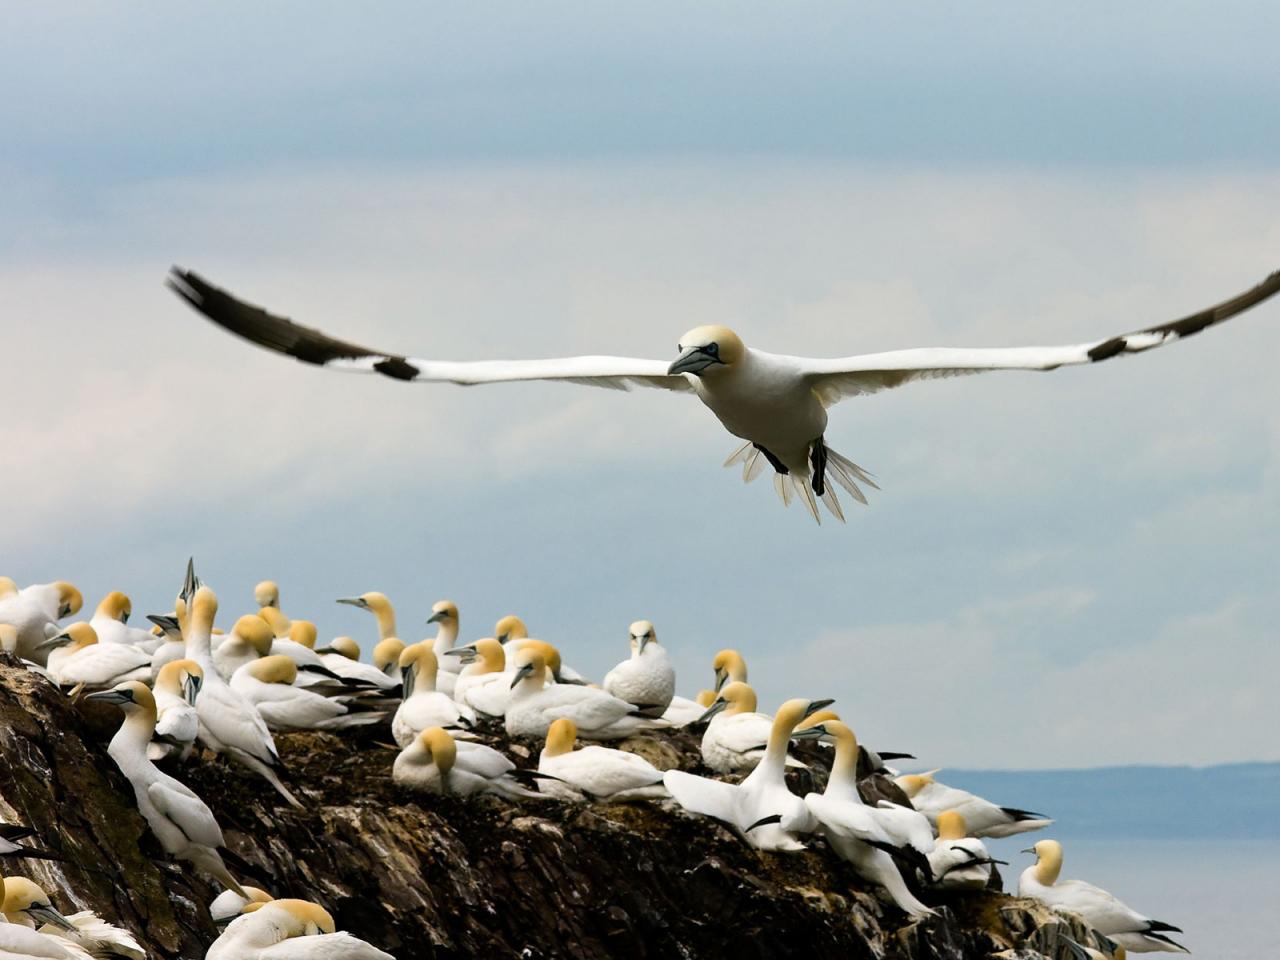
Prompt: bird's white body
<box><xmin>87</xmin><ymin>614</ymin><xmax>159</xmax><ymax>653</ymax></box>
<box><xmin>392</xmin><ymin>691</ymin><xmax>474</xmax><ymax>748</ymax></box>
<box><xmin>1019</xmin><ymin>843</ymin><xmax>1188</xmax><ymax>953</ymax></box>
<box><xmin>603</xmin><ymin>640</ymin><xmax>675</xmax><ymax>718</ymax></box>
<box><xmin>33</xmin><ymin>912</ymin><xmax>145</xmax><ymax>960</ymax></box>
<box><xmin>453</xmin><ymin>670</ymin><xmax>511</xmax><ymax>718</ymax></box>
<box><xmin>506</xmin><ymin>675</ymin><xmax>657</xmax><ymax>741</ymax></box>
<box><xmin>150</xmin><ymin>685</ymin><xmax>199</xmax><ymax>760</ymax></box>
<box><xmin>0</xmin><ymin>923</ymin><xmax>93</xmax><ymax>960</ymax></box>
<box><xmin>206</xmin><ymin>902</ymin><xmax>394</xmax><ymax>960</ymax></box>
<box><xmin>538</xmin><ymin>743</ymin><xmax>667</xmax><ymax>801</ymax></box>
<box><xmin>0</xmin><ymin>583</ymin><xmax>75</xmax><ymax>664</ymax></box>
<box><xmin>928</xmin><ymin>836</ymin><xmax>995</xmax><ymax>890</ymax></box>
<box><xmin>46</xmin><ymin>641</ymin><xmax>150</xmax><ymax>688</ymax></box>
<box><xmin>701</xmin><ymin>710</ymin><xmax>792</xmax><ymax>774</ymax></box>
<box><xmin>660</xmin><ymin>695</ymin><xmax>708</xmax><ymax>727</ymax></box>
<box><xmin>229</xmin><ymin>664</ymin><xmax>378</xmax><ymax>732</ymax></box>
<box><xmin>392</xmin><ymin>736</ymin><xmax>539</xmax><ymax>799</ymax></box>
<box><xmin>149</xmin><ymin>640</ymin><xmax>186</xmax><ymax>680</ymax></box>
<box><xmin>896</xmin><ymin>774</ymin><xmax>1052</xmax><ymax>839</ymax></box>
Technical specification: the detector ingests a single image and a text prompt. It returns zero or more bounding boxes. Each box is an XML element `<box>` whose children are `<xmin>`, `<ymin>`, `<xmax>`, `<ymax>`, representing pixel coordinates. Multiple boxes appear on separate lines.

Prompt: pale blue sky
<box><xmin>3</xmin><ymin>4</ymin><xmax>1277</xmax><ymax>767</ymax></box>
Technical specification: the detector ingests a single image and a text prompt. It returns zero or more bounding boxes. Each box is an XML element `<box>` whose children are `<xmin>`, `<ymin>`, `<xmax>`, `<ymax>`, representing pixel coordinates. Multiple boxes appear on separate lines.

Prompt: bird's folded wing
<box><xmin>168</xmin><ymin>268</ymin><xmax>691</xmax><ymax>392</ymax></box>
<box><xmin>147</xmin><ymin>780</ymin><xmax>225</xmax><ymax>849</ymax></box>
<box><xmin>799</xmin><ymin>269</ymin><xmax>1280</xmax><ymax>406</ymax></box>
<box><xmin>663</xmin><ymin>770</ymin><xmax>739</xmax><ymax>823</ymax></box>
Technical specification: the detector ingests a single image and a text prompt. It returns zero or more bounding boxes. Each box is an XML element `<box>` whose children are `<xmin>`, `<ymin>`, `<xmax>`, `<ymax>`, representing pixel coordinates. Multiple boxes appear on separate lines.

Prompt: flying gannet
<box><xmin>1019</xmin><ymin>840</ymin><xmax>1188</xmax><ymax>954</ymax></box>
<box><xmin>664</xmin><ymin>697</ymin><xmax>831</xmax><ymax>851</ymax></box>
<box><xmin>392</xmin><ymin>727</ymin><xmax>544</xmax><ymax>799</ymax></box>
<box><xmin>168</xmin><ymin>267</ymin><xmax>1280</xmax><ymax>521</ymax></box>
<box><xmin>602</xmin><ymin>620</ymin><xmax>675</xmax><ymax>718</ymax></box>
<box><xmin>896</xmin><ymin>771</ymin><xmax>1052</xmax><ymax>839</ymax></box>
<box><xmin>926</xmin><ymin>810</ymin><xmax>1004</xmax><ymax>890</ymax></box>
<box><xmin>86</xmin><ymin>681</ymin><xmax>247</xmax><ymax>896</ymax></box>
<box><xmin>206</xmin><ymin>898</ymin><xmax>394</xmax><ymax>960</ymax></box>
<box><xmin>393</xmin><ymin>644</ymin><xmax>475</xmax><ymax>747</ymax></box>
<box><xmin>538</xmin><ymin>718</ymin><xmax>668</xmax><ymax>801</ymax></box>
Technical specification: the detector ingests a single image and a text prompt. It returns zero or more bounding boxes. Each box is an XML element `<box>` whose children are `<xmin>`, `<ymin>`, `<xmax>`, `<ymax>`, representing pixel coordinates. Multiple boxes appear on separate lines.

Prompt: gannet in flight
<box><xmin>169</xmin><ymin>267</ymin><xmax>1280</xmax><ymax>521</ymax></box>
<box><xmin>1019</xmin><ymin>840</ymin><xmax>1188</xmax><ymax>954</ymax></box>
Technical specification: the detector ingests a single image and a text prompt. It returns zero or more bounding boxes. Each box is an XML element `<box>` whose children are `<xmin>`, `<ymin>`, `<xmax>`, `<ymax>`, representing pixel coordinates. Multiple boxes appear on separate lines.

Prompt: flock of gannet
<box><xmin>1</xmin><ymin>567</ymin><xmax>1190</xmax><ymax>956</ymax></box>
<box><xmin>167</xmin><ymin>267</ymin><xmax>1279</xmax><ymax>523</ymax></box>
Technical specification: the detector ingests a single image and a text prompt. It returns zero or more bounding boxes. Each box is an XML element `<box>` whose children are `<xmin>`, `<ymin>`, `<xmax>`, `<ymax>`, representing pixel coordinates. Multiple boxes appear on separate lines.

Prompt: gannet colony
<box><xmin>1</xmin><ymin>567</ymin><xmax>1191</xmax><ymax>957</ymax></box>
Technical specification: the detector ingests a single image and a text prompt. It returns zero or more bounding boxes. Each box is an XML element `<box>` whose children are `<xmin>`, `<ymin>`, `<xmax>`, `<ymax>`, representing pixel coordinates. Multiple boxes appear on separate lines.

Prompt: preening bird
<box><xmin>206</xmin><ymin>898</ymin><xmax>395</xmax><ymax>960</ymax></box>
<box><xmin>169</xmin><ymin>266</ymin><xmax>1280</xmax><ymax>522</ymax></box>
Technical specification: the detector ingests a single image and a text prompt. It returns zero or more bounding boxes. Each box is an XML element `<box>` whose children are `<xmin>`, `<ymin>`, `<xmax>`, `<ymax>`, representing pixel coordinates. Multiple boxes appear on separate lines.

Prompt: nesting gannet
<box><xmin>171</xmin><ymin>267</ymin><xmax>1280</xmax><ymax>522</ymax></box>
<box><xmin>317</xmin><ymin>636</ymin><xmax>360</xmax><ymax>662</ymax></box>
<box><xmin>927</xmin><ymin>811</ymin><xmax>1004</xmax><ymax>890</ymax></box>
<box><xmin>393</xmin><ymin>727</ymin><xmax>543</xmax><ymax>799</ymax></box>
<box><xmin>697</xmin><ymin>682</ymin><xmax>803</xmax><ymax>774</ymax></box>
<box><xmin>660</xmin><ymin>695</ymin><xmax>711</xmax><ymax>727</ymax></box>
<box><xmin>1020</xmin><ymin>840</ymin><xmax>1188</xmax><ymax>954</ymax></box>
<box><xmin>254</xmin><ymin>581</ymin><xmax>280</xmax><ymax>609</ymax></box>
<box><xmin>39</xmin><ymin>623</ymin><xmax>151</xmax><ymax>689</ymax></box>
<box><xmin>392</xmin><ymin>644</ymin><xmax>475</xmax><ymax>747</ymax></box>
<box><xmin>449</xmin><ymin>639</ymin><xmax>513</xmax><ymax>717</ymax></box>
<box><xmin>231</xmin><ymin>655</ymin><xmax>387</xmax><ymax>732</ymax></box>
<box><xmin>210</xmin><ymin>886</ymin><xmax>273</xmax><ymax>928</ymax></box>
<box><xmin>2</xmin><ymin>877</ymin><xmax>144</xmax><ymax>960</ymax></box>
<box><xmin>426</xmin><ymin>600</ymin><xmax>461</xmax><ymax>669</ymax></box>
<box><xmin>86</xmin><ymin>681</ymin><xmax>247</xmax><ymax>895</ymax></box>
<box><xmin>212</xmin><ymin>615</ymin><xmax>276</xmax><ymax>680</ymax></box>
<box><xmin>602</xmin><ymin>620</ymin><xmax>675</xmax><ymax>718</ymax></box>
<box><xmin>896</xmin><ymin>771</ymin><xmax>1052</xmax><ymax>838</ymax></box>
<box><xmin>665</xmin><ymin>698</ymin><xmax>829</xmax><ymax>851</ymax></box>
<box><xmin>88</xmin><ymin>592</ymin><xmax>160</xmax><ymax>653</ymax></box>
<box><xmin>206</xmin><ymin>898</ymin><xmax>394</xmax><ymax>960</ymax></box>
<box><xmin>539</xmin><ymin>718</ymin><xmax>668</xmax><ymax>801</ymax></box>
<box><xmin>146</xmin><ymin>611</ymin><xmax>187</xmax><ymax>679</ymax></box>
<box><xmin>183</xmin><ymin>587</ymin><xmax>301</xmax><ymax>807</ymax></box>
<box><xmin>0</xmin><ymin>877</ymin><xmax>92</xmax><ymax>960</ymax></box>
<box><xmin>0</xmin><ymin>581</ymin><xmax>82</xmax><ymax>665</ymax></box>
<box><xmin>505</xmin><ymin>648</ymin><xmax>662</xmax><ymax>741</ymax></box>
<box><xmin>711</xmin><ymin>649</ymin><xmax>748</xmax><ymax>692</ymax></box>
<box><xmin>372</xmin><ymin>637</ymin><xmax>406</xmax><ymax>681</ymax></box>
<box><xmin>336</xmin><ymin>591</ymin><xmax>397</xmax><ymax>640</ymax></box>
<box><xmin>148</xmin><ymin>658</ymin><xmax>203</xmax><ymax>761</ymax></box>
<box><xmin>795</xmin><ymin>720</ymin><xmax>934</xmax><ymax>873</ymax></box>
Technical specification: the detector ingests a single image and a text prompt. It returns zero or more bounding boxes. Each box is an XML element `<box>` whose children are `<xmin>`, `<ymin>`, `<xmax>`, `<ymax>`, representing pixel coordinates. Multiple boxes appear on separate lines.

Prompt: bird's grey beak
<box><xmin>85</xmin><ymin>689</ymin><xmax>135</xmax><ymax>705</ymax></box>
<box><xmin>401</xmin><ymin>666</ymin><xmax>415</xmax><ymax>699</ymax></box>
<box><xmin>667</xmin><ymin>344</ymin><xmax>722</xmax><ymax>377</ymax></box>
<box><xmin>444</xmin><ymin>647</ymin><xmax>477</xmax><ymax>663</ymax></box>
<box><xmin>1020</xmin><ymin>847</ymin><xmax>1036</xmax><ymax>855</ymax></box>
<box><xmin>426</xmin><ymin>611</ymin><xmax>447</xmax><ymax>624</ymax></box>
<box><xmin>26</xmin><ymin>903</ymin><xmax>75</xmax><ymax>931</ymax></box>
<box><xmin>713</xmin><ymin>669</ymin><xmax>728</xmax><ymax>692</ymax></box>
<box><xmin>636</xmin><ymin>635</ymin><xmax>650</xmax><ymax>654</ymax></box>
<box><xmin>802</xmin><ymin>698</ymin><xmax>835</xmax><ymax>718</ymax></box>
<box><xmin>183</xmin><ymin>674</ymin><xmax>202</xmax><ymax>706</ymax></box>
<box><xmin>120</xmin><ymin>611</ymin><xmax>130</xmax><ymax>624</ymax></box>
<box><xmin>696</xmin><ymin>699</ymin><xmax>729</xmax><ymax>724</ymax></box>
<box><xmin>180</xmin><ymin>557</ymin><xmax>201</xmax><ymax>603</ymax></box>
<box><xmin>147</xmin><ymin>613</ymin><xmax>179</xmax><ymax>631</ymax></box>
<box><xmin>36</xmin><ymin>633</ymin><xmax>72</xmax><ymax>651</ymax></box>
<box><xmin>510</xmin><ymin>663</ymin><xmax>535</xmax><ymax>689</ymax></box>
<box><xmin>336</xmin><ymin>598</ymin><xmax>367</xmax><ymax>609</ymax></box>
<box><xmin>791</xmin><ymin>724</ymin><xmax>828</xmax><ymax>741</ymax></box>
<box><xmin>496</xmin><ymin>633</ymin><xmax>510</xmax><ymax>644</ymax></box>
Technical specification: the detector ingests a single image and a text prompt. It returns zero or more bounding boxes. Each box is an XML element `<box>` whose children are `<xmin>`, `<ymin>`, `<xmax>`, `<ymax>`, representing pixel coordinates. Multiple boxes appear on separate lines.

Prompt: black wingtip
<box><xmin>1000</xmin><ymin>806</ymin><xmax>1049</xmax><ymax>821</ymax></box>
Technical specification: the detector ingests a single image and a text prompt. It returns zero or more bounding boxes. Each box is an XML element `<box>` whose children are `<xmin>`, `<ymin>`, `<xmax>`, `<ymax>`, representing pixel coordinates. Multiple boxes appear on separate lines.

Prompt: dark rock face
<box><xmin>0</xmin><ymin>657</ymin><xmax>1092</xmax><ymax>959</ymax></box>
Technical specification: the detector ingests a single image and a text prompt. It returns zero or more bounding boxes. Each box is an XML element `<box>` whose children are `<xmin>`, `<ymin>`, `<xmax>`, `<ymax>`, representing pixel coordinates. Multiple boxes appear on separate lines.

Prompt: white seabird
<box><xmin>209</xmin><ymin>886</ymin><xmax>273</xmax><ymax>928</ymax></box>
<box><xmin>711</xmin><ymin>648</ymin><xmax>748</xmax><ymax>692</ymax></box>
<box><xmin>230</xmin><ymin>655</ymin><xmax>387</xmax><ymax>732</ymax></box>
<box><xmin>1019</xmin><ymin>840</ymin><xmax>1188</xmax><ymax>954</ymax></box>
<box><xmin>895</xmin><ymin>771</ymin><xmax>1052</xmax><ymax>838</ymax></box>
<box><xmin>0</xmin><ymin>876</ymin><xmax>93</xmax><ymax>960</ymax></box>
<box><xmin>602</xmin><ymin>620</ymin><xmax>675</xmax><ymax>718</ymax></box>
<box><xmin>927</xmin><ymin>810</ymin><xmax>1004</xmax><ymax>890</ymax></box>
<box><xmin>505</xmin><ymin>648</ymin><xmax>663</xmax><ymax>741</ymax></box>
<box><xmin>449</xmin><ymin>639</ymin><xmax>513</xmax><ymax>718</ymax></box>
<box><xmin>392</xmin><ymin>727</ymin><xmax>543</xmax><ymax>799</ymax></box>
<box><xmin>169</xmin><ymin>268</ymin><xmax>1280</xmax><ymax>521</ymax></box>
<box><xmin>254</xmin><ymin>581</ymin><xmax>280</xmax><ymax>609</ymax></box>
<box><xmin>183</xmin><ymin>587</ymin><xmax>302</xmax><ymax>807</ymax></box>
<box><xmin>148</xmin><ymin>658</ymin><xmax>203</xmax><ymax>761</ymax></box>
<box><xmin>39</xmin><ymin>623</ymin><xmax>151</xmax><ymax>690</ymax></box>
<box><xmin>212</xmin><ymin>615</ymin><xmax>276</xmax><ymax>681</ymax></box>
<box><xmin>206</xmin><ymin>898</ymin><xmax>394</xmax><ymax>960</ymax></box>
<box><xmin>87</xmin><ymin>592</ymin><xmax>160</xmax><ymax>653</ymax></box>
<box><xmin>425</xmin><ymin>601</ymin><xmax>462</xmax><ymax>693</ymax></box>
<box><xmin>392</xmin><ymin>644</ymin><xmax>475</xmax><ymax>747</ymax></box>
<box><xmin>697</xmin><ymin>682</ymin><xmax>804</xmax><ymax>774</ymax></box>
<box><xmin>2</xmin><ymin>876</ymin><xmax>143</xmax><ymax>960</ymax></box>
<box><xmin>538</xmin><ymin>718</ymin><xmax>668</xmax><ymax>801</ymax></box>
<box><xmin>85</xmin><ymin>681</ymin><xmax>247</xmax><ymax>896</ymax></box>
<box><xmin>0</xmin><ymin>581</ymin><xmax>82</xmax><ymax>665</ymax></box>
<box><xmin>664</xmin><ymin>697</ymin><xmax>830</xmax><ymax>851</ymax></box>
<box><xmin>335</xmin><ymin>591</ymin><xmax>398</xmax><ymax>642</ymax></box>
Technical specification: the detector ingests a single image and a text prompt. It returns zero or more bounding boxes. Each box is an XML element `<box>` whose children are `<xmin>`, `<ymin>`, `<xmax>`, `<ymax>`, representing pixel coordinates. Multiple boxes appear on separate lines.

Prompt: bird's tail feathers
<box><xmin>726</xmin><ymin>441</ymin><xmax>875</xmax><ymax>524</ymax></box>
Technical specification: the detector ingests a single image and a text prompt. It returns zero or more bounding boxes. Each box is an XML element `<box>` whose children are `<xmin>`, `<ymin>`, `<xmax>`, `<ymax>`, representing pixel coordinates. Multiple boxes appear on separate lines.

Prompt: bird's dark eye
<box><xmin>706</xmin><ymin>343</ymin><xmax>719</xmax><ymax>355</ymax></box>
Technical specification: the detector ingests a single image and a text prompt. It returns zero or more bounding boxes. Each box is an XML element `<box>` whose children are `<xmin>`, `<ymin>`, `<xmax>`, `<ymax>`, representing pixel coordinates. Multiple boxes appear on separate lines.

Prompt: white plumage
<box><xmin>538</xmin><ymin>719</ymin><xmax>667</xmax><ymax>801</ymax></box>
<box><xmin>602</xmin><ymin>621</ymin><xmax>675</xmax><ymax>717</ymax></box>
<box><xmin>391</xmin><ymin>644</ymin><xmax>475</xmax><ymax>747</ymax></box>
<box><xmin>895</xmin><ymin>771</ymin><xmax>1052</xmax><ymax>838</ymax></box>
<box><xmin>206</xmin><ymin>899</ymin><xmax>394</xmax><ymax>960</ymax></box>
<box><xmin>392</xmin><ymin>728</ymin><xmax>542</xmax><ymax>800</ymax></box>
<box><xmin>505</xmin><ymin>648</ymin><xmax>661</xmax><ymax>741</ymax></box>
<box><xmin>41</xmin><ymin>624</ymin><xmax>151</xmax><ymax>688</ymax></box>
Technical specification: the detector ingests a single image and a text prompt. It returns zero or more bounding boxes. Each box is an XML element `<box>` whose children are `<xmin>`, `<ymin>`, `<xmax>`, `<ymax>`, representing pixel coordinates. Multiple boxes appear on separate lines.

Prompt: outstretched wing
<box><xmin>167</xmin><ymin>268</ymin><xmax>691</xmax><ymax>393</ymax></box>
<box><xmin>799</xmin><ymin>270</ymin><xmax>1280</xmax><ymax>406</ymax></box>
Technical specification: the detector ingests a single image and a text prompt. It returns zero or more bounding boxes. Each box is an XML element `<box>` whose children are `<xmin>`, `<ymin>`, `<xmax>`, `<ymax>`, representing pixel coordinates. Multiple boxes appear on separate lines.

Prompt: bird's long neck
<box><xmin>824</xmin><ymin>729</ymin><xmax>862</xmax><ymax>803</ymax></box>
<box><xmin>375</xmin><ymin>607</ymin><xmax>397</xmax><ymax>641</ymax></box>
<box><xmin>432</xmin><ymin>621</ymin><xmax>457</xmax><ymax>655</ymax></box>
<box><xmin>109</xmin><ymin>709</ymin><xmax>157</xmax><ymax>773</ymax></box>
<box><xmin>759</xmin><ymin>714</ymin><xmax>794</xmax><ymax>778</ymax></box>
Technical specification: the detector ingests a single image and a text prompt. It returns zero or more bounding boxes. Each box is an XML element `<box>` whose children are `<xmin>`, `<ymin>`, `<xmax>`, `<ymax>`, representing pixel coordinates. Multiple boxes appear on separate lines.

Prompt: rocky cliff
<box><xmin>0</xmin><ymin>656</ymin><xmax>1093</xmax><ymax>959</ymax></box>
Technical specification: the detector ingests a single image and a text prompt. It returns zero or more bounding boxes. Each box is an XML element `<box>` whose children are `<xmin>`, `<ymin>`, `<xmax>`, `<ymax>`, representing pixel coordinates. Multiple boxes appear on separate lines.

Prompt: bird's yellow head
<box><xmin>510</xmin><ymin>646</ymin><xmax>548</xmax><ymax>689</ymax></box>
<box><xmin>258</xmin><ymin>605</ymin><xmax>291</xmax><ymax>638</ymax></box>
<box><xmin>96</xmin><ymin>590</ymin><xmax>132</xmax><ymax>623</ymax></box>
<box><xmin>249</xmin><ymin>654</ymin><xmax>298</xmax><ymax>685</ymax></box>
<box><xmin>545</xmin><ymin>717</ymin><xmax>578</xmax><ymax>756</ymax></box>
<box><xmin>235</xmin><ymin>615</ymin><xmax>276</xmax><ymax>655</ymax></box>
<box><xmin>254</xmin><ymin>580</ymin><xmax>280</xmax><ymax>608</ymax></box>
<box><xmin>373</xmin><ymin>637</ymin><xmax>406</xmax><ymax>671</ymax></box>
<box><xmin>494</xmin><ymin>615</ymin><xmax>528</xmax><ymax>644</ymax></box>
<box><xmin>85</xmin><ymin>679</ymin><xmax>157</xmax><ymax>716</ymax></box>
<box><xmin>0</xmin><ymin>576</ymin><xmax>17</xmax><ymax>597</ymax></box>
<box><xmin>272</xmin><ymin>899</ymin><xmax>336</xmax><ymax>935</ymax></box>
<box><xmin>55</xmin><ymin>581</ymin><xmax>83</xmax><ymax>619</ymax></box>
<box><xmin>712</xmin><ymin>648</ymin><xmax>748</xmax><ymax>691</ymax></box>
<box><xmin>328</xmin><ymin>636</ymin><xmax>360</xmax><ymax>660</ymax></box>
<box><xmin>669</xmin><ymin>325</ymin><xmax>745</xmax><ymax>377</ymax></box>
<box><xmin>289</xmin><ymin>620</ymin><xmax>318</xmax><ymax>650</ymax></box>
<box><xmin>628</xmin><ymin>620</ymin><xmax>657</xmax><ymax>654</ymax></box>
<box><xmin>419</xmin><ymin>727</ymin><xmax>458</xmax><ymax>774</ymax></box>
<box><xmin>426</xmin><ymin>600</ymin><xmax>459</xmax><ymax>626</ymax></box>
<box><xmin>936</xmin><ymin>810</ymin><xmax>968</xmax><ymax>841</ymax></box>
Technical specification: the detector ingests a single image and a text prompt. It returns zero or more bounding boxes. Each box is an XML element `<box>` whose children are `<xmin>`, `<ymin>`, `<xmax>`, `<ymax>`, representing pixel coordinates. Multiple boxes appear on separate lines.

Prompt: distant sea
<box><xmin>936</xmin><ymin>764</ymin><xmax>1280</xmax><ymax>958</ymax></box>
